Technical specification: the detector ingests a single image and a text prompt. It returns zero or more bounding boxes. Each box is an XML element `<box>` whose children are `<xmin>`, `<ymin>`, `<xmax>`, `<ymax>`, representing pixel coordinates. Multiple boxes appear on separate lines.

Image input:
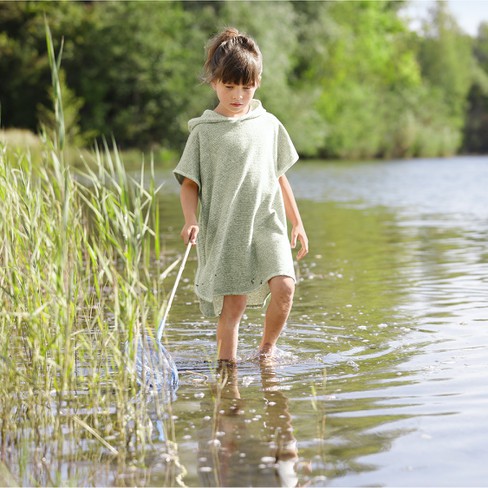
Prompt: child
<box><xmin>174</xmin><ymin>27</ymin><xmax>308</xmax><ymax>361</ymax></box>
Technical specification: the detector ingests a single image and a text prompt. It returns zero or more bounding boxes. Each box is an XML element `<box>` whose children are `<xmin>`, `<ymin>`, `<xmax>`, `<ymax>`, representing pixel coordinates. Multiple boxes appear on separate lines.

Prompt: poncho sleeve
<box><xmin>276</xmin><ymin>122</ymin><xmax>299</xmax><ymax>177</ymax></box>
<box><xmin>173</xmin><ymin>129</ymin><xmax>201</xmax><ymax>190</ymax></box>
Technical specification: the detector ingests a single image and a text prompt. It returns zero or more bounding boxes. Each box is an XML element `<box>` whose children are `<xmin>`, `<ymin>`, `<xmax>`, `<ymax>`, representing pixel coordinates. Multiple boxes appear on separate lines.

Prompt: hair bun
<box><xmin>221</xmin><ymin>27</ymin><xmax>240</xmax><ymax>41</ymax></box>
<box><xmin>203</xmin><ymin>27</ymin><xmax>262</xmax><ymax>85</ymax></box>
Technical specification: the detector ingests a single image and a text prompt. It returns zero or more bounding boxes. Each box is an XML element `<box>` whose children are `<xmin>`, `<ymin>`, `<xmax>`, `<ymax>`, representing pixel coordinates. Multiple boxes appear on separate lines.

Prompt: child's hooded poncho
<box><xmin>174</xmin><ymin>100</ymin><xmax>298</xmax><ymax>317</ymax></box>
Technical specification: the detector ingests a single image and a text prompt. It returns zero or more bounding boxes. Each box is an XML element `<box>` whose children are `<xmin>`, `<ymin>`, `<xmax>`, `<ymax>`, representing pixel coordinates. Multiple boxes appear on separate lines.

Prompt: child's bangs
<box><xmin>219</xmin><ymin>52</ymin><xmax>261</xmax><ymax>86</ymax></box>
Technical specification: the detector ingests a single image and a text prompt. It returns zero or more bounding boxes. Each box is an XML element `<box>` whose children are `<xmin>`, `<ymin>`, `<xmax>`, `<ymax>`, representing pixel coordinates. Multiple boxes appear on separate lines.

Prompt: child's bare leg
<box><xmin>217</xmin><ymin>295</ymin><xmax>247</xmax><ymax>361</ymax></box>
<box><xmin>259</xmin><ymin>276</ymin><xmax>295</xmax><ymax>355</ymax></box>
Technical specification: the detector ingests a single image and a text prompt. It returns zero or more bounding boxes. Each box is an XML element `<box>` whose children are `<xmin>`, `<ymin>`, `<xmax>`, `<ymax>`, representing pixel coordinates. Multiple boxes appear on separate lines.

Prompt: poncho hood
<box><xmin>188</xmin><ymin>99</ymin><xmax>266</xmax><ymax>132</ymax></box>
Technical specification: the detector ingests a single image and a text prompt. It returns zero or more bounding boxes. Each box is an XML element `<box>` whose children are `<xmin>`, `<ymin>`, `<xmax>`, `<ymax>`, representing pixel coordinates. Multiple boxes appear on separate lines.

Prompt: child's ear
<box><xmin>210</xmin><ymin>80</ymin><xmax>217</xmax><ymax>91</ymax></box>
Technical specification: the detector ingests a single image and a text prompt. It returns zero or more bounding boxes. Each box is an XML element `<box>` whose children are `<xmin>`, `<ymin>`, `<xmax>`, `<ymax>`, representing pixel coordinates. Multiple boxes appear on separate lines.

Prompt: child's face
<box><xmin>211</xmin><ymin>80</ymin><xmax>259</xmax><ymax>118</ymax></box>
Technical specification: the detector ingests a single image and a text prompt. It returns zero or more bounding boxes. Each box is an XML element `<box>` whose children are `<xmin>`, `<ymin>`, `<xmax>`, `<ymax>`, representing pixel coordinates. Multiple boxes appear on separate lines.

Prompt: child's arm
<box><xmin>278</xmin><ymin>175</ymin><xmax>309</xmax><ymax>260</ymax></box>
<box><xmin>180</xmin><ymin>177</ymin><xmax>199</xmax><ymax>245</ymax></box>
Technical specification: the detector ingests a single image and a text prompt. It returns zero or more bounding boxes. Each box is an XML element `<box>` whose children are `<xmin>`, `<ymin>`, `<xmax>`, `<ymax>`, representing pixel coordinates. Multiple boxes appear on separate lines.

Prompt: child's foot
<box><xmin>248</xmin><ymin>346</ymin><xmax>298</xmax><ymax>365</ymax></box>
<box><xmin>258</xmin><ymin>342</ymin><xmax>275</xmax><ymax>356</ymax></box>
<box><xmin>246</xmin><ymin>344</ymin><xmax>278</xmax><ymax>365</ymax></box>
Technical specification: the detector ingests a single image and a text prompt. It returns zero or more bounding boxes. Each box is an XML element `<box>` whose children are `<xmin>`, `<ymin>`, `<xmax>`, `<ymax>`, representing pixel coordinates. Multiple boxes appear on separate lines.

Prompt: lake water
<box><xmin>148</xmin><ymin>156</ymin><xmax>487</xmax><ymax>487</ymax></box>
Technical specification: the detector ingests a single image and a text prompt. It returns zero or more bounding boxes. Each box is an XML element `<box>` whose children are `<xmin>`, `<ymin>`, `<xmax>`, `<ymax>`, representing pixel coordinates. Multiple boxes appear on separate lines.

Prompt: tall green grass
<box><xmin>0</xmin><ymin>24</ymin><xmax>184</xmax><ymax>486</ymax></box>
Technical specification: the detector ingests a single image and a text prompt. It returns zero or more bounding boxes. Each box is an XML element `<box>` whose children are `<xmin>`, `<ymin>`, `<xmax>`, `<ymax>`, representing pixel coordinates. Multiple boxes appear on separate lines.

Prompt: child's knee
<box><xmin>270</xmin><ymin>277</ymin><xmax>295</xmax><ymax>309</ymax></box>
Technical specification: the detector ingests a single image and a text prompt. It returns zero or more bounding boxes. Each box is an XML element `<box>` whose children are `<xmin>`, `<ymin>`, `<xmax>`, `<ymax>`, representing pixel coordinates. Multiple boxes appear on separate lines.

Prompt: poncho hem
<box><xmin>195</xmin><ymin>270</ymin><xmax>296</xmax><ymax>317</ymax></box>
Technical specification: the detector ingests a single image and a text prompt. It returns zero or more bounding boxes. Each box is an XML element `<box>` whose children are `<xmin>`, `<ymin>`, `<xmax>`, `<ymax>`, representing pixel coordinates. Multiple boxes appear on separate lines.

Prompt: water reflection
<box><xmin>196</xmin><ymin>362</ymin><xmax>302</xmax><ymax>487</ymax></box>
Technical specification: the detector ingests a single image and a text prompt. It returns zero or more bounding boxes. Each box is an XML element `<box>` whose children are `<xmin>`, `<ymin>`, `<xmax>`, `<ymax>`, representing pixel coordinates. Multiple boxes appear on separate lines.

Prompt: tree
<box><xmin>462</xmin><ymin>22</ymin><xmax>488</xmax><ymax>153</ymax></box>
<box><xmin>418</xmin><ymin>1</ymin><xmax>474</xmax><ymax>125</ymax></box>
<box><xmin>298</xmin><ymin>1</ymin><xmax>423</xmax><ymax>158</ymax></box>
<box><xmin>63</xmin><ymin>1</ymin><xmax>213</xmax><ymax>149</ymax></box>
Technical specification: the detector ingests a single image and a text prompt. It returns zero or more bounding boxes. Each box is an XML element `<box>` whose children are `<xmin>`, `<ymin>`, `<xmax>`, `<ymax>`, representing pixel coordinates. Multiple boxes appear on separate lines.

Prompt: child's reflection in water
<box><xmin>197</xmin><ymin>361</ymin><xmax>302</xmax><ymax>487</ymax></box>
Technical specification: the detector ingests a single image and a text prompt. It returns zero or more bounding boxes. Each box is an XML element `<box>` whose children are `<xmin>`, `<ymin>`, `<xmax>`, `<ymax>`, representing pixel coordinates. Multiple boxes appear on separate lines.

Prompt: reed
<box><xmin>0</xmin><ymin>25</ymin><xmax>184</xmax><ymax>486</ymax></box>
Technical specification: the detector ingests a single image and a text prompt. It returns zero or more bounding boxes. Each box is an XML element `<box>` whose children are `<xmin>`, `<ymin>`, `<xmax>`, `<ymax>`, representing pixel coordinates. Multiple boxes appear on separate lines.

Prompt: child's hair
<box><xmin>203</xmin><ymin>27</ymin><xmax>262</xmax><ymax>86</ymax></box>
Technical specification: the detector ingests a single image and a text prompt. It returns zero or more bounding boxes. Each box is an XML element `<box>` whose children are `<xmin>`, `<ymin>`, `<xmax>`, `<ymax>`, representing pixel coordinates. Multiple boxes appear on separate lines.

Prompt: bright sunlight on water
<box><xmin>149</xmin><ymin>156</ymin><xmax>488</xmax><ymax>487</ymax></box>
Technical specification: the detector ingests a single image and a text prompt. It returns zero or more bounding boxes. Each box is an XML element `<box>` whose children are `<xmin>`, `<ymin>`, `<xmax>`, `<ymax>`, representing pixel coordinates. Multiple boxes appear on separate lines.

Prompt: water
<box><xmin>153</xmin><ymin>156</ymin><xmax>488</xmax><ymax>487</ymax></box>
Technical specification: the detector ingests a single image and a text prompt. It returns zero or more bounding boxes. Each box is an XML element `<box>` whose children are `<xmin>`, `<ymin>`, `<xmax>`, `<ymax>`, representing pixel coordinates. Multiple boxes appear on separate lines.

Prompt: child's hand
<box><xmin>181</xmin><ymin>223</ymin><xmax>199</xmax><ymax>245</ymax></box>
<box><xmin>291</xmin><ymin>224</ymin><xmax>308</xmax><ymax>260</ymax></box>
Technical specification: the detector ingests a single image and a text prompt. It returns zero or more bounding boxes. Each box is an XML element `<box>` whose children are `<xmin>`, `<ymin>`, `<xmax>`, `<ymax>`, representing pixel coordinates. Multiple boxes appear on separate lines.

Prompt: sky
<box><xmin>403</xmin><ymin>0</ymin><xmax>488</xmax><ymax>36</ymax></box>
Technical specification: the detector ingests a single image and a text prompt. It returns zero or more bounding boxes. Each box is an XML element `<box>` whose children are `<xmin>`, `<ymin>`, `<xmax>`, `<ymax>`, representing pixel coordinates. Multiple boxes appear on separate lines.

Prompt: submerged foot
<box><xmin>259</xmin><ymin>341</ymin><xmax>275</xmax><ymax>356</ymax></box>
<box><xmin>247</xmin><ymin>346</ymin><xmax>298</xmax><ymax>365</ymax></box>
<box><xmin>258</xmin><ymin>349</ymin><xmax>277</xmax><ymax>366</ymax></box>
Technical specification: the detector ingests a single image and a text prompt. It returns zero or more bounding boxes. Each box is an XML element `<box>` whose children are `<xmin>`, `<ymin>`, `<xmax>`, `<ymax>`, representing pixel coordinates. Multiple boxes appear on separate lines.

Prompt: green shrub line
<box><xmin>3</xmin><ymin>1</ymin><xmax>488</xmax><ymax>159</ymax></box>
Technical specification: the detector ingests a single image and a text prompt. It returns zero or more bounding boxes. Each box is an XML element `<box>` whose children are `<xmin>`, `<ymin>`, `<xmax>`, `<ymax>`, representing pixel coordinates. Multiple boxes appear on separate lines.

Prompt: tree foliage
<box><xmin>0</xmin><ymin>0</ymin><xmax>487</xmax><ymax>159</ymax></box>
<box><xmin>463</xmin><ymin>22</ymin><xmax>488</xmax><ymax>153</ymax></box>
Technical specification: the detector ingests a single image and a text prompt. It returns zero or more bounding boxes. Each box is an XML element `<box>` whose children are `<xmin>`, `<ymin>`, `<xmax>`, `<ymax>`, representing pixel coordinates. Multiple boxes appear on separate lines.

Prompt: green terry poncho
<box><xmin>174</xmin><ymin>100</ymin><xmax>298</xmax><ymax>317</ymax></box>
